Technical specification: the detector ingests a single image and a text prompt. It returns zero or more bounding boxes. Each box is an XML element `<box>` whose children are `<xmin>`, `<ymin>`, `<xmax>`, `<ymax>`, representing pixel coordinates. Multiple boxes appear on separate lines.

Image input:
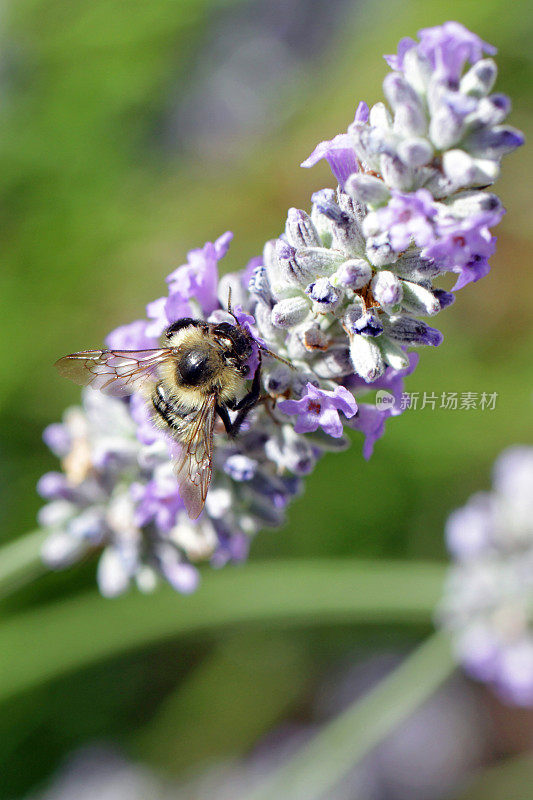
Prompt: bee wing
<box><xmin>173</xmin><ymin>394</ymin><xmax>217</xmax><ymax>520</ymax></box>
<box><xmin>55</xmin><ymin>348</ymin><xmax>174</xmax><ymax>397</ymax></box>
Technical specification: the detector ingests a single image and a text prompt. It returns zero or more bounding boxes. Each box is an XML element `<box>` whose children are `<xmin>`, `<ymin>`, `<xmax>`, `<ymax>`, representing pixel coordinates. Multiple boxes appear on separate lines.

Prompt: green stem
<box><xmin>0</xmin><ymin>555</ymin><xmax>445</xmax><ymax>703</ymax></box>
<box><xmin>0</xmin><ymin>530</ymin><xmax>48</xmax><ymax>600</ymax></box>
<box><xmin>246</xmin><ymin>629</ymin><xmax>455</xmax><ymax>800</ymax></box>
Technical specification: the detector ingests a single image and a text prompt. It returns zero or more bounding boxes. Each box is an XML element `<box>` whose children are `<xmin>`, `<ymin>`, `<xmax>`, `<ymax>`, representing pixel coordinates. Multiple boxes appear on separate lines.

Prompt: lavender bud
<box><xmin>397</xmin><ymin>137</ymin><xmax>434</xmax><ymax>167</ymax></box>
<box><xmin>442</xmin><ymin>149</ymin><xmax>500</xmax><ymax>188</ymax></box>
<box><xmin>305</xmin><ymin>278</ymin><xmax>342</xmax><ymax>312</ymax></box>
<box><xmin>263</xmin><ymin>364</ymin><xmax>293</xmax><ymax>395</ymax></box>
<box><xmin>248</xmin><ymin>264</ymin><xmax>273</xmax><ymax>305</ymax></box>
<box><xmin>393</xmin><ymin>252</ymin><xmax>442</xmax><ymax>281</ymax></box>
<box><xmin>366</xmin><ymin>233</ymin><xmax>397</xmax><ymax>267</ymax></box>
<box><xmin>369</xmin><ymin>101</ymin><xmax>392</xmax><ymax>130</ymax></box>
<box><xmin>380</xmin><ymin>153</ymin><xmax>414</xmax><ymax>190</ymax></box>
<box><xmin>337</xmin><ymin>188</ymin><xmax>367</xmax><ymax>227</ymax></box>
<box><xmin>265</xmin><ymin>426</ymin><xmax>316</xmax><ymax>476</ymax></box>
<box><xmin>446</xmin><ymin>190</ymin><xmax>502</xmax><ymax>218</ymax></box>
<box><xmin>383</xmin><ymin>73</ymin><xmax>426</xmax><ymax>136</ymax></box>
<box><xmin>342</xmin><ymin>298</ymin><xmax>364</xmax><ymax>327</ymax></box>
<box><xmin>377</xmin><ymin>336</ymin><xmax>410</xmax><ymax>370</ymax></box>
<box><xmin>311</xmin><ymin>189</ymin><xmax>349</xmax><ymax>225</ymax></box>
<box><xmin>402</xmin><ymin>47</ymin><xmax>433</xmax><ymax>93</ymax></box>
<box><xmin>463</xmin><ymin>126</ymin><xmax>525</xmax><ymax>160</ymax></box>
<box><xmin>332</xmin><ymin>258</ymin><xmax>372</xmax><ymax>290</ymax></box>
<box><xmin>312</xmin><ymin>347</ymin><xmax>354</xmax><ymax>379</ymax></box>
<box><xmin>254</xmin><ymin>299</ymin><xmax>280</xmax><ymax>339</ymax></box>
<box><xmin>330</xmin><ymin>217</ymin><xmax>366</xmax><ymax>257</ymax></box>
<box><xmin>472</xmin><ymin>94</ymin><xmax>511</xmax><ymax>127</ymax></box>
<box><xmin>350</xmin><ymin>125</ymin><xmax>383</xmax><ymax>173</ymax></box>
<box><xmin>384</xmin><ymin>316</ymin><xmax>443</xmax><ymax>346</ymax></box>
<box><xmin>371</xmin><ymin>270</ymin><xmax>403</xmax><ymax>308</ymax></box>
<box><xmin>41</xmin><ymin>531</ymin><xmax>87</xmax><ymax>569</ymax></box>
<box><xmin>346</xmin><ymin>174</ymin><xmax>390</xmax><ymax>207</ymax></box>
<box><xmin>350</xmin><ymin>311</ymin><xmax>383</xmax><ymax>337</ymax></box>
<box><xmin>286</xmin><ymin>332</ymin><xmax>310</xmax><ymax>360</ymax></box>
<box><xmin>97</xmin><ymin>548</ymin><xmax>131</xmax><ymax>598</ymax></box>
<box><xmin>310</xmin><ymin>203</ymin><xmax>333</xmax><ymax>247</ymax></box>
<box><xmin>433</xmin><ymin>289</ymin><xmax>455</xmax><ymax>309</ymax></box>
<box><xmin>400</xmin><ymin>280</ymin><xmax>441</xmax><ymax>316</ymax></box>
<box><xmin>69</xmin><ymin>508</ymin><xmax>106</xmax><ymax>542</ymax></box>
<box><xmin>223</xmin><ymin>454</ymin><xmax>257</xmax><ymax>482</ymax></box>
<box><xmin>262</xmin><ymin>238</ymin><xmax>278</xmax><ymax>272</ymax></box>
<box><xmin>294</xmin><ymin>247</ymin><xmax>344</xmax><ymax>277</ymax></box>
<box><xmin>460</xmin><ymin>59</ymin><xmax>497</xmax><ymax>97</ymax></box>
<box><xmin>37</xmin><ymin>472</ymin><xmax>69</xmax><ymax>500</ymax></box>
<box><xmin>204</xmin><ymin>487</ymin><xmax>232</xmax><ymax>519</ymax></box>
<box><xmin>274</xmin><ymin>240</ymin><xmax>302</xmax><ymax>289</ymax></box>
<box><xmin>285</xmin><ymin>208</ymin><xmax>322</xmax><ymax>248</ymax></box>
<box><xmin>38</xmin><ymin>500</ymin><xmax>73</xmax><ymax>529</ymax></box>
<box><xmin>271</xmin><ymin>296</ymin><xmax>311</xmax><ymax>328</ymax></box>
<box><xmin>349</xmin><ymin>334</ymin><xmax>385</xmax><ymax>382</ymax></box>
<box><xmin>429</xmin><ymin>103</ymin><xmax>466</xmax><ymax>150</ymax></box>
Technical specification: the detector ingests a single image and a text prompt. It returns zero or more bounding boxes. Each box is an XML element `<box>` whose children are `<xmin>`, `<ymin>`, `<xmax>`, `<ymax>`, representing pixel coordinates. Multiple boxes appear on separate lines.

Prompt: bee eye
<box><xmin>215</xmin><ymin>336</ymin><xmax>234</xmax><ymax>350</ymax></box>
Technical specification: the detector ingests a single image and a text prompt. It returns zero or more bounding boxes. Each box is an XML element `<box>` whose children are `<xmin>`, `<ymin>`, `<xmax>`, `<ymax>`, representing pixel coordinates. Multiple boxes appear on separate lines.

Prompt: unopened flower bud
<box><xmin>384</xmin><ymin>315</ymin><xmax>443</xmax><ymax>346</ymax></box>
<box><xmin>371</xmin><ymin>270</ymin><xmax>403</xmax><ymax>308</ymax></box>
<box><xmin>400</xmin><ymin>280</ymin><xmax>441</xmax><ymax>316</ymax></box>
<box><xmin>285</xmin><ymin>208</ymin><xmax>322</xmax><ymax>248</ymax></box>
<box><xmin>332</xmin><ymin>258</ymin><xmax>372</xmax><ymax>290</ymax></box>
<box><xmin>460</xmin><ymin>59</ymin><xmax>497</xmax><ymax>97</ymax></box>
<box><xmin>377</xmin><ymin>336</ymin><xmax>410</xmax><ymax>370</ymax></box>
<box><xmin>271</xmin><ymin>296</ymin><xmax>311</xmax><ymax>328</ymax></box>
<box><xmin>346</xmin><ymin>174</ymin><xmax>390</xmax><ymax>207</ymax></box>
<box><xmin>305</xmin><ymin>278</ymin><xmax>342</xmax><ymax>312</ymax></box>
<box><xmin>349</xmin><ymin>333</ymin><xmax>385</xmax><ymax>382</ymax></box>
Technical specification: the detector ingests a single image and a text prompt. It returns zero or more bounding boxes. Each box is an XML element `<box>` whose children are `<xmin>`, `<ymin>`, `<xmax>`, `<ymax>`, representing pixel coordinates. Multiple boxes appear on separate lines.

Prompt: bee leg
<box><xmin>223</xmin><ymin>360</ymin><xmax>262</xmax><ymax>437</ymax></box>
<box><xmin>215</xmin><ymin>403</ymin><xmax>234</xmax><ymax>436</ymax></box>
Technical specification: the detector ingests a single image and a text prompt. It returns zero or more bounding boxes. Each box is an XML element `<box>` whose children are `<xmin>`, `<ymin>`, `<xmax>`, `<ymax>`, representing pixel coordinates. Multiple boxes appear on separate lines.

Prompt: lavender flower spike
<box><xmin>439</xmin><ymin>447</ymin><xmax>533</xmax><ymax>707</ymax></box>
<box><xmin>40</xmin><ymin>23</ymin><xmax>521</xmax><ymax>596</ymax></box>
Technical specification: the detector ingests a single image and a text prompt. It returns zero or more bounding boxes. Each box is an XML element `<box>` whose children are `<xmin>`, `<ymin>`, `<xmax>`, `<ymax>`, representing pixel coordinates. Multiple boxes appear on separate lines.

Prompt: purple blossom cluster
<box><xmin>303</xmin><ymin>20</ymin><xmax>522</xmax><ymax>290</ymax></box>
<box><xmin>439</xmin><ymin>447</ymin><xmax>533</xmax><ymax>706</ymax></box>
<box><xmin>39</xmin><ymin>22</ymin><xmax>521</xmax><ymax>596</ymax></box>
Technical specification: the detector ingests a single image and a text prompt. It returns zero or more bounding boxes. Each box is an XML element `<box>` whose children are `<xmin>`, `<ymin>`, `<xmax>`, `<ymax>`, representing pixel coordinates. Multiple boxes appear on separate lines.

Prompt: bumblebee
<box><xmin>55</xmin><ymin>314</ymin><xmax>271</xmax><ymax>520</ymax></box>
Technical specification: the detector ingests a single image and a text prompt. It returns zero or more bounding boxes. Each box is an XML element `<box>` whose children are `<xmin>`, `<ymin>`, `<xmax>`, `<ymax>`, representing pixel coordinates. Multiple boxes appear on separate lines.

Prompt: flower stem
<box><xmin>0</xmin><ymin>530</ymin><xmax>48</xmax><ymax>600</ymax></box>
<box><xmin>246</xmin><ymin>629</ymin><xmax>454</xmax><ymax>800</ymax></box>
<box><xmin>0</xmin><ymin>552</ymin><xmax>445</xmax><ymax>702</ymax></box>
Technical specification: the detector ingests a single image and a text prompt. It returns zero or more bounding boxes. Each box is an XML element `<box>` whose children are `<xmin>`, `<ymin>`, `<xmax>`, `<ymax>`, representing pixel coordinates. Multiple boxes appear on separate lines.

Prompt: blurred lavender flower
<box><xmin>439</xmin><ymin>446</ymin><xmax>533</xmax><ymax>706</ymax></box>
<box><xmin>40</xmin><ymin>22</ymin><xmax>521</xmax><ymax>596</ymax></box>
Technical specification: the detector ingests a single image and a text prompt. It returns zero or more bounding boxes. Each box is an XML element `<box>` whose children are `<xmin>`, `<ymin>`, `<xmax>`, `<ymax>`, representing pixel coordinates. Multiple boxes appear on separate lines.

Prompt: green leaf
<box><xmin>246</xmin><ymin>630</ymin><xmax>454</xmax><ymax>800</ymax></box>
<box><xmin>0</xmin><ymin>530</ymin><xmax>47</xmax><ymax>600</ymax></box>
<box><xmin>0</xmin><ymin>558</ymin><xmax>445</xmax><ymax>703</ymax></box>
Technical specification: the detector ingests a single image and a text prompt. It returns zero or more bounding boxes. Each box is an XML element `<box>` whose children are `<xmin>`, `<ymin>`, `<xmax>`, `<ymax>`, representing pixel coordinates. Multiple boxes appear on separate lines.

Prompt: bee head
<box><xmin>211</xmin><ymin>322</ymin><xmax>253</xmax><ymax>365</ymax></box>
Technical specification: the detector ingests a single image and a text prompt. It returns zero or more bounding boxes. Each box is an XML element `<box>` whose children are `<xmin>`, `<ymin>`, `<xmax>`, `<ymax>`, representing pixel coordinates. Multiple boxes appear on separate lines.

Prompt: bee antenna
<box><xmin>259</xmin><ymin>344</ymin><xmax>296</xmax><ymax>370</ymax></box>
<box><xmin>226</xmin><ymin>287</ymin><xmax>242</xmax><ymax>326</ymax></box>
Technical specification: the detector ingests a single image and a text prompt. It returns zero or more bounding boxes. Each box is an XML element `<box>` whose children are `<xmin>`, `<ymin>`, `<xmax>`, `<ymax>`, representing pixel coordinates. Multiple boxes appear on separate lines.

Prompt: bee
<box><xmin>55</xmin><ymin>312</ymin><xmax>279</xmax><ymax>520</ymax></box>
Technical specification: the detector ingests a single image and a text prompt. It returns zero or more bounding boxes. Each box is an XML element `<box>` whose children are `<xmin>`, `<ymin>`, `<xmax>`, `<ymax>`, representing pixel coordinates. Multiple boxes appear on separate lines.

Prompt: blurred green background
<box><xmin>0</xmin><ymin>0</ymin><xmax>532</xmax><ymax>797</ymax></box>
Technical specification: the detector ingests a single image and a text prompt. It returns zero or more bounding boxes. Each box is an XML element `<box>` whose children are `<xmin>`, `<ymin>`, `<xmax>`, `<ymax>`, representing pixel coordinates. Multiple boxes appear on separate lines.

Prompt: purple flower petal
<box><xmin>278</xmin><ymin>383</ymin><xmax>357</xmax><ymax>439</ymax></box>
<box><xmin>105</xmin><ymin>320</ymin><xmax>157</xmax><ymax>351</ymax></box>
<box><xmin>166</xmin><ymin>232</ymin><xmax>233</xmax><ymax>316</ymax></box>
<box><xmin>301</xmin><ymin>106</ymin><xmax>367</xmax><ymax>188</ymax></box>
